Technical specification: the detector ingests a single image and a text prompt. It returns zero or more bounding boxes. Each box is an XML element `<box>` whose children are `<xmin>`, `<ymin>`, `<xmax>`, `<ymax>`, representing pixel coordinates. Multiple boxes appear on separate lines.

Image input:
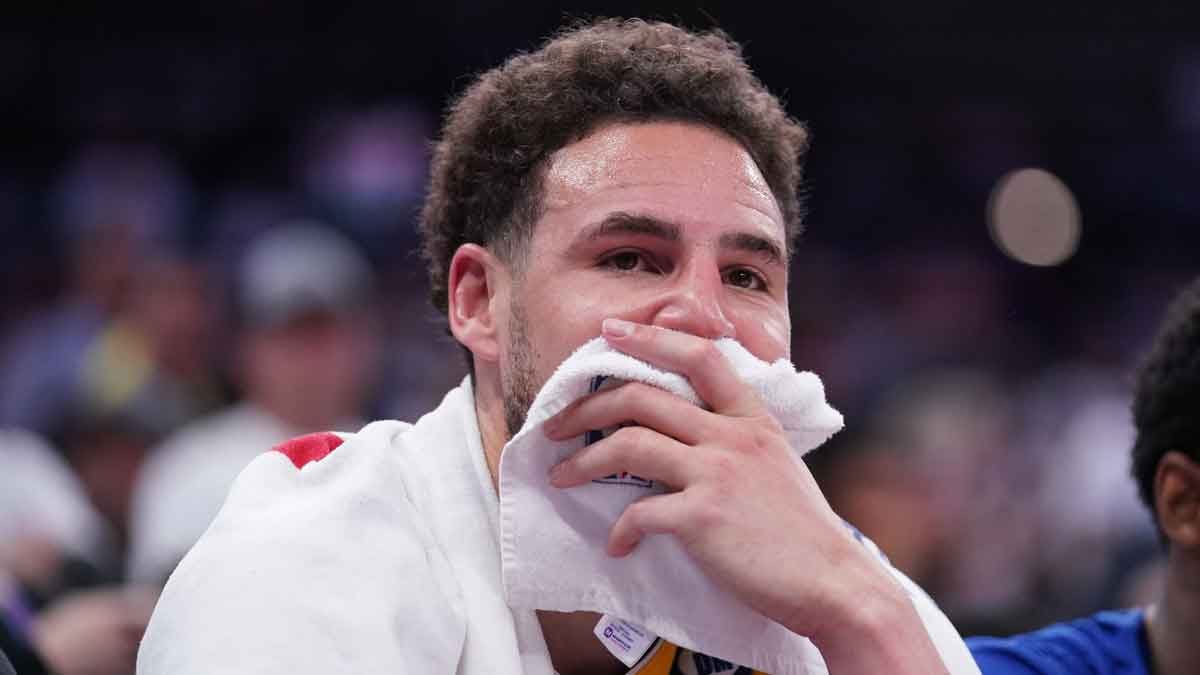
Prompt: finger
<box><xmin>601</xmin><ymin>319</ymin><xmax>764</xmax><ymax>417</ymax></box>
<box><xmin>544</xmin><ymin>381</ymin><xmax>716</xmax><ymax>445</ymax></box>
<box><xmin>607</xmin><ymin>492</ymin><xmax>690</xmax><ymax>557</ymax></box>
<box><xmin>549</xmin><ymin>425</ymin><xmax>698</xmax><ymax>489</ymax></box>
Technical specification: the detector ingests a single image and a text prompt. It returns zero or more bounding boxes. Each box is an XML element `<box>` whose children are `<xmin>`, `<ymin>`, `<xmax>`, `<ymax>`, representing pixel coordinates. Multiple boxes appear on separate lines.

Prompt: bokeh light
<box><xmin>988</xmin><ymin>168</ymin><xmax>1081</xmax><ymax>267</ymax></box>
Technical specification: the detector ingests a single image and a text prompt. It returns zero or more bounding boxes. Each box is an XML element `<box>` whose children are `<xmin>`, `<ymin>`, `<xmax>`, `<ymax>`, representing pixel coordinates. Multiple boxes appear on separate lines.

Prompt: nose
<box><xmin>649</xmin><ymin>265</ymin><xmax>736</xmax><ymax>340</ymax></box>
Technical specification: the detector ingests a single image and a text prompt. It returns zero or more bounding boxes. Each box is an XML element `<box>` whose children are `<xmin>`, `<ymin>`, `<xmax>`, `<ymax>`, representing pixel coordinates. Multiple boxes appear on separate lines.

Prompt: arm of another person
<box><xmin>965</xmin><ymin>613</ymin><xmax>1143</xmax><ymax>675</ymax></box>
<box><xmin>968</xmin><ymin>637</ymin><xmax>1057</xmax><ymax>674</ymax></box>
<box><xmin>136</xmin><ymin>422</ymin><xmax>466</xmax><ymax>675</ymax></box>
<box><xmin>545</xmin><ymin>320</ymin><xmax>977</xmax><ymax>674</ymax></box>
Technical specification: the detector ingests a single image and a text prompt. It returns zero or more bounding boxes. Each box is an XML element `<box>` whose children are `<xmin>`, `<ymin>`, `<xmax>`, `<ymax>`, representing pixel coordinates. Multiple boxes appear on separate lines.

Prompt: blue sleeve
<box><xmin>968</xmin><ymin>610</ymin><xmax>1148</xmax><ymax>675</ymax></box>
<box><xmin>967</xmin><ymin>636</ymin><xmax>1069</xmax><ymax>675</ymax></box>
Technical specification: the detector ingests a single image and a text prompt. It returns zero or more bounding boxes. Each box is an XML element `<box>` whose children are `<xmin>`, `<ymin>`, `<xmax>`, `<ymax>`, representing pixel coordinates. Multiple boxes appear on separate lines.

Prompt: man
<box><xmin>126</xmin><ymin>222</ymin><xmax>377</xmax><ymax>584</ymax></box>
<box><xmin>967</xmin><ymin>277</ymin><xmax>1200</xmax><ymax>675</ymax></box>
<box><xmin>138</xmin><ymin>19</ymin><xmax>975</xmax><ymax>674</ymax></box>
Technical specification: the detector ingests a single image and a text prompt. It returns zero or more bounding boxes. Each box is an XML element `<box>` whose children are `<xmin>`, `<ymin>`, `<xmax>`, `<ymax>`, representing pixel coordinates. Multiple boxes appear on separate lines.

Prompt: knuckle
<box><xmin>745</xmin><ymin>423</ymin><xmax>781</xmax><ymax>457</ymax></box>
<box><xmin>708</xmin><ymin>452</ymin><xmax>738</xmax><ymax>478</ymax></box>
<box><xmin>690</xmin><ymin>340</ymin><xmax>723</xmax><ymax>370</ymax></box>
<box><xmin>615</xmin><ymin>381</ymin><xmax>648</xmax><ymax>411</ymax></box>
<box><xmin>630</xmin><ymin>380</ymin><xmax>659</xmax><ymax>401</ymax></box>
<box><xmin>685</xmin><ymin>494</ymin><xmax>724</xmax><ymax>531</ymax></box>
<box><xmin>611</xmin><ymin>426</ymin><xmax>649</xmax><ymax>460</ymax></box>
<box><xmin>760</xmin><ymin>413</ymin><xmax>785</xmax><ymax>435</ymax></box>
<box><xmin>708</xmin><ymin>473</ymin><xmax>738</xmax><ymax>502</ymax></box>
<box><xmin>633</xmin><ymin>424</ymin><xmax>659</xmax><ymax>447</ymax></box>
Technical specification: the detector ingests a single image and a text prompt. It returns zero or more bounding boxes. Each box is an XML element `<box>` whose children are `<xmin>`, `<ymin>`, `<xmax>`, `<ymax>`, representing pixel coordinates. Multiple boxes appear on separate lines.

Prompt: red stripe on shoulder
<box><xmin>272</xmin><ymin>432</ymin><xmax>345</xmax><ymax>469</ymax></box>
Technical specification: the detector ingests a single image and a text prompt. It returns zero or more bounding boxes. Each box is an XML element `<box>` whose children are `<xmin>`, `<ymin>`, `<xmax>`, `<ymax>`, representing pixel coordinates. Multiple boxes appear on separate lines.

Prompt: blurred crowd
<box><xmin>0</xmin><ymin>108</ymin><xmax>1179</xmax><ymax>674</ymax></box>
<box><xmin>2</xmin><ymin>9</ymin><xmax>1198</xmax><ymax>672</ymax></box>
<box><xmin>0</xmin><ymin>113</ymin><xmax>468</xmax><ymax>672</ymax></box>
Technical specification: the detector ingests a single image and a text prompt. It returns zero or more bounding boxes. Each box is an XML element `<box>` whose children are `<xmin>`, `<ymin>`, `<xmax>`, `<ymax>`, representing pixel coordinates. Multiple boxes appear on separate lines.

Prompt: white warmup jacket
<box><xmin>137</xmin><ymin>378</ymin><xmax>978</xmax><ymax>674</ymax></box>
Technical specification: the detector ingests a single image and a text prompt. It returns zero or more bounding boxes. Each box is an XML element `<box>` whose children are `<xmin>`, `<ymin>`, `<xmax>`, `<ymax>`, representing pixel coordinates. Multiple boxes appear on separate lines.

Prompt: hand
<box><xmin>543</xmin><ymin>319</ymin><xmax>947</xmax><ymax>674</ymax></box>
<box><xmin>0</xmin><ymin>535</ymin><xmax>64</xmax><ymax>594</ymax></box>
<box><xmin>30</xmin><ymin>586</ymin><xmax>157</xmax><ymax>675</ymax></box>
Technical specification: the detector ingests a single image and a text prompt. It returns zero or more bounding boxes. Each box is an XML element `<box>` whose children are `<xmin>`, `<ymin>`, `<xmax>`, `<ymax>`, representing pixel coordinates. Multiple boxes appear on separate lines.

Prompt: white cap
<box><xmin>238</xmin><ymin>221</ymin><xmax>372</xmax><ymax>327</ymax></box>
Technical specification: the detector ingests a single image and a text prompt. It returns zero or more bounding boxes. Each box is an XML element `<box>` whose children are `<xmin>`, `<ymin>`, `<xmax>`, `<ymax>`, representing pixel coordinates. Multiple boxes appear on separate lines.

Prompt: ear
<box><xmin>447</xmin><ymin>243</ymin><xmax>508</xmax><ymax>366</ymax></box>
<box><xmin>1155</xmin><ymin>451</ymin><xmax>1200</xmax><ymax>549</ymax></box>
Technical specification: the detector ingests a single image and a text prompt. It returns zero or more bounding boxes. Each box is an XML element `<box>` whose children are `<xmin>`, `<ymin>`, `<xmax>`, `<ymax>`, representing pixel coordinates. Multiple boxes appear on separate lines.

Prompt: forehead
<box><xmin>538</xmin><ymin>121</ymin><xmax>785</xmax><ymax>242</ymax></box>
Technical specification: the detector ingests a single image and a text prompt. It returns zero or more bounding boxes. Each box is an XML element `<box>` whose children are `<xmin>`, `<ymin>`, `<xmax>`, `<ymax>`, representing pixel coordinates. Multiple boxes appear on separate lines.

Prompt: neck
<box><xmin>472</xmin><ymin>372</ymin><xmax>511</xmax><ymax>488</ymax></box>
<box><xmin>1146</xmin><ymin>552</ymin><xmax>1200</xmax><ymax>675</ymax></box>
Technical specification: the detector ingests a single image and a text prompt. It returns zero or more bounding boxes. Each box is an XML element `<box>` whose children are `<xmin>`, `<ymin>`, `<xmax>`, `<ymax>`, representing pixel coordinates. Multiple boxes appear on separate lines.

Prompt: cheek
<box><xmin>731</xmin><ymin>304</ymin><xmax>790</xmax><ymax>361</ymax></box>
<box><xmin>761</xmin><ymin>313</ymin><xmax>790</xmax><ymax>356</ymax></box>
<box><xmin>521</xmin><ymin>289</ymin><xmax>626</xmax><ymax>369</ymax></box>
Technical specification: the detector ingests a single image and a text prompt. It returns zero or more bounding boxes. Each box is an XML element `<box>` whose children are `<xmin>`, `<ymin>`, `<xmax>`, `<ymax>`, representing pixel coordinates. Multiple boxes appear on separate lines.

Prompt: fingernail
<box><xmin>603</xmin><ymin>318</ymin><xmax>634</xmax><ymax>338</ymax></box>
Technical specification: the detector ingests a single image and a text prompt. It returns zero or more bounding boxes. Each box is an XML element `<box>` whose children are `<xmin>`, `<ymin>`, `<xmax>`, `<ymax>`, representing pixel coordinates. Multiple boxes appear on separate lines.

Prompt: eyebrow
<box><xmin>582</xmin><ymin>212</ymin><xmax>680</xmax><ymax>243</ymax></box>
<box><xmin>719</xmin><ymin>231</ymin><xmax>785</xmax><ymax>267</ymax></box>
<box><xmin>577</xmin><ymin>211</ymin><xmax>785</xmax><ymax>266</ymax></box>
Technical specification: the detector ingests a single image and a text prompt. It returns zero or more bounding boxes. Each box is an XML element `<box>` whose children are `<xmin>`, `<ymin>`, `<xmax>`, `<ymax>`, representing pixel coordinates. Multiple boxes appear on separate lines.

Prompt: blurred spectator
<box><xmin>0</xmin><ymin>431</ymin><xmax>110</xmax><ymax>592</ymax></box>
<box><xmin>77</xmin><ymin>256</ymin><xmax>224</xmax><ymax>439</ymax></box>
<box><xmin>53</xmin><ymin>409</ymin><xmax>159</xmax><ymax>582</ymax></box>
<box><xmin>126</xmin><ymin>223</ymin><xmax>380</xmax><ymax>584</ymax></box>
<box><xmin>0</xmin><ymin>430</ymin><xmax>154</xmax><ymax>675</ymax></box>
<box><xmin>0</xmin><ymin>143</ymin><xmax>191</xmax><ymax>437</ymax></box>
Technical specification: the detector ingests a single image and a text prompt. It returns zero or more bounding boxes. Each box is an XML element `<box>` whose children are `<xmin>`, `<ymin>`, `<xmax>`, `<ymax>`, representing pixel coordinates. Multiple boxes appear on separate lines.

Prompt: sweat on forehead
<box><xmin>542</xmin><ymin>121</ymin><xmax>782</xmax><ymax>219</ymax></box>
<box><xmin>530</xmin><ymin>123</ymin><xmax>789</xmax><ymax>271</ymax></box>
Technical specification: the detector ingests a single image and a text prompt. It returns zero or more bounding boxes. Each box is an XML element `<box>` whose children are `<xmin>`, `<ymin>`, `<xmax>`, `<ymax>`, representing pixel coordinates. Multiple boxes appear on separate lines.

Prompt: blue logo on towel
<box><xmin>586</xmin><ymin>376</ymin><xmax>653</xmax><ymax>489</ymax></box>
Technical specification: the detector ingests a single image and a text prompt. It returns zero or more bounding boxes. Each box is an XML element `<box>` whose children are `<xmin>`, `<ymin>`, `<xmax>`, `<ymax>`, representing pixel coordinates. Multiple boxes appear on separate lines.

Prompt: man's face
<box><xmin>247</xmin><ymin>311</ymin><xmax>375</xmax><ymax>428</ymax></box>
<box><xmin>500</xmin><ymin>121</ymin><xmax>791</xmax><ymax>434</ymax></box>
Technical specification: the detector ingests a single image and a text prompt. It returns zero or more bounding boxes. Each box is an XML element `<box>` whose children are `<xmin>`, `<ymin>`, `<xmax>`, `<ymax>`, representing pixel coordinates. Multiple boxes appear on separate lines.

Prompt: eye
<box><xmin>724</xmin><ymin>267</ymin><xmax>768</xmax><ymax>291</ymax></box>
<box><xmin>600</xmin><ymin>250</ymin><xmax>660</xmax><ymax>274</ymax></box>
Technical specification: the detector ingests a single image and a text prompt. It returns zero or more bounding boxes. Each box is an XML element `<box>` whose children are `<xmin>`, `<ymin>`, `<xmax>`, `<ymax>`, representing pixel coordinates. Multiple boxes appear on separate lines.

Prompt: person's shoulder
<box><xmin>270</xmin><ymin>430</ymin><xmax>348</xmax><ymax>468</ymax></box>
<box><xmin>0</xmin><ymin>428</ymin><xmax>61</xmax><ymax>472</ymax></box>
<box><xmin>221</xmin><ymin>418</ymin><xmax>414</xmax><ymax>506</ymax></box>
<box><xmin>150</xmin><ymin>404</ymin><xmax>279</xmax><ymax>457</ymax></box>
<box><xmin>143</xmin><ymin>406</ymin><xmax>393</xmax><ymax>492</ymax></box>
<box><xmin>138</xmin><ymin>418</ymin><xmax>461</xmax><ymax>673</ymax></box>
<box><xmin>138</xmin><ymin>406</ymin><xmax>260</xmax><ymax>485</ymax></box>
<box><xmin>967</xmin><ymin>609</ymin><xmax>1149</xmax><ymax>675</ymax></box>
<box><xmin>132</xmin><ymin>405</ymin><xmax>297</xmax><ymax>520</ymax></box>
<box><xmin>153</xmin><ymin>418</ymin><xmax>420</xmax><ymax>578</ymax></box>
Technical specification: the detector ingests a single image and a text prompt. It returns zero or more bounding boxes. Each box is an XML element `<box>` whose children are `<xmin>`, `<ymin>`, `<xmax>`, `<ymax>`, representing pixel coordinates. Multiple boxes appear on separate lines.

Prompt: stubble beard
<box><xmin>502</xmin><ymin>298</ymin><xmax>541</xmax><ymax>440</ymax></box>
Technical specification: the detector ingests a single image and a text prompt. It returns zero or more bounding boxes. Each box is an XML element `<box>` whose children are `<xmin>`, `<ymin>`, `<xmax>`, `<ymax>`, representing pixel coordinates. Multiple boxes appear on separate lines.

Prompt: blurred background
<box><xmin>1</xmin><ymin>1</ymin><xmax>1196</xmax><ymax>672</ymax></box>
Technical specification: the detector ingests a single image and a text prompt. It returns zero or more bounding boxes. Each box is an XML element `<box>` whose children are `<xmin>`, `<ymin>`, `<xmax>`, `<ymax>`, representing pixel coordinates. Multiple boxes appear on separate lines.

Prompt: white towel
<box><xmin>498</xmin><ymin>336</ymin><xmax>844</xmax><ymax>675</ymax></box>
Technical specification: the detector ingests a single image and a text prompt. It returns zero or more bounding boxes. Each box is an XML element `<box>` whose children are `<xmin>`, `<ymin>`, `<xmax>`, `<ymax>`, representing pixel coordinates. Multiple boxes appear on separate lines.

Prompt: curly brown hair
<box><xmin>1131</xmin><ymin>275</ymin><xmax>1200</xmax><ymax>531</ymax></box>
<box><xmin>419</xmin><ymin>18</ymin><xmax>810</xmax><ymax>315</ymax></box>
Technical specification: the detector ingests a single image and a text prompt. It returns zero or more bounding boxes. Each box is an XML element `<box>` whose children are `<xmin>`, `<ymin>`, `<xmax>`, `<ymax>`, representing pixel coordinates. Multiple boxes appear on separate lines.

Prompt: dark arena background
<box><xmin>1</xmin><ymin>1</ymin><xmax>1197</xmax><ymax>669</ymax></box>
